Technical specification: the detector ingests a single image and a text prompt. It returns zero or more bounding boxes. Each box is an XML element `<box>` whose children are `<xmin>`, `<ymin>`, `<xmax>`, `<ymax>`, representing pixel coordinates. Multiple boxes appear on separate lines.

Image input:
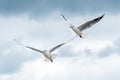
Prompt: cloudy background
<box><xmin>0</xmin><ymin>0</ymin><xmax>120</xmax><ymax>80</ymax></box>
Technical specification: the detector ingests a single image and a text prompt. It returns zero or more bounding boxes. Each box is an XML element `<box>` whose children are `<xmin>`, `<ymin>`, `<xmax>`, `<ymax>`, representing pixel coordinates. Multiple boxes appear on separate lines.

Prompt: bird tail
<box><xmin>44</xmin><ymin>58</ymin><xmax>50</xmax><ymax>62</ymax></box>
<box><xmin>44</xmin><ymin>54</ymin><xmax>56</xmax><ymax>63</ymax></box>
<box><xmin>51</xmin><ymin>54</ymin><xmax>57</xmax><ymax>60</ymax></box>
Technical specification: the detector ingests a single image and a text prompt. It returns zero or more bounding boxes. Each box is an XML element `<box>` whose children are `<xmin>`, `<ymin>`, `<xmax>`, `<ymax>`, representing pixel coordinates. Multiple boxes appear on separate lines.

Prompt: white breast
<box><xmin>43</xmin><ymin>51</ymin><xmax>50</xmax><ymax>58</ymax></box>
<box><xmin>72</xmin><ymin>27</ymin><xmax>81</xmax><ymax>35</ymax></box>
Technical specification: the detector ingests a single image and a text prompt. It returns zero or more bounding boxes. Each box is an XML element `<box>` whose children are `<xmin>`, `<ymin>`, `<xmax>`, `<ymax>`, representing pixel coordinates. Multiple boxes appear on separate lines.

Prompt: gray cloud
<box><xmin>97</xmin><ymin>38</ymin><xmax>120</xmax><ymax>58</ymax></box>
<box><xmin>98</xmin><ymin>46</ymin><xmax>115</xmax><ymax>58</ymax></box>
<box><xmin>0</xmin><ymin>52</ymin><xmax>40</xmax><ymax>74</ymax></box>
<box><xmin>83</xmin><ymin>48</ymin><xmax>93</xmax><ymax>57</ymax></box>
<box><xmin>0</xmin><ymin>0</ymin><xmax>120</xmax><ymax>17</ymax></box>
<box><xmin>0</xmin><ymin>40</ymin><xmax>40</xmax><ymax>74</ymax></box>
<box><xmin>58</xmin><ymin>45</ymin><xmax>77</xmax><ymax>57</ymax></box>
<box><xmin>0</xmin><ymin>12</ymin><xmax>119</xmax><ymax>74</ymax></box>
<box><xmin>82</xmin><ymin>38</ymin><xmax>120</xmax><ymax>58</ymax></box>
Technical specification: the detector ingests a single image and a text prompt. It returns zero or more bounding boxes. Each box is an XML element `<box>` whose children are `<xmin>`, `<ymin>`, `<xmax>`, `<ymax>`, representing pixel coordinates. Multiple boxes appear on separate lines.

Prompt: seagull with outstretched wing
<box><xmin>61</xmin><ymin>14</ymin><xmax>105</xmax><ymax>38</ymax></box>
<box><xmin>15</xmin><ymin>39</ymin><xmax>65</xmax><ymax>63</ymax></box>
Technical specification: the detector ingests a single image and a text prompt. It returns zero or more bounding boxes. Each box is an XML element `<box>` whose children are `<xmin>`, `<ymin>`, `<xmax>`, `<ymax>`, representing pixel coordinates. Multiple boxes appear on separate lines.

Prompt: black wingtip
<box><xmin>61</xmin><ymin>14</ymin><xmax>63</xmax><ymax>16</ymax></box>
<box><xmin>100</xmin><ymin>13</ymin><xmax>105</xmax><ymax>19</ymax></box>
<box><xmin>103</xmin><ymin>13</ymin><xmax>105</xmax><ymax>16</ymax></box>
<box><xmin>93</xmin><ymin>14</ymin><xmax>105</xmax><ymax>22</ymax></box>
<box><xmin>61</xmin><ymin>14</ymin><xmax>64</xmax><ymax>18</ymax></box>
<box><xmin>61</xmin><ymin>14</ymin><xmax>67</xmax><ymax>21</ymax></box>
<box><xmin>60</xmin><ymin>43</ymin><xmax>65</xmax><ymax>46</ymax></box>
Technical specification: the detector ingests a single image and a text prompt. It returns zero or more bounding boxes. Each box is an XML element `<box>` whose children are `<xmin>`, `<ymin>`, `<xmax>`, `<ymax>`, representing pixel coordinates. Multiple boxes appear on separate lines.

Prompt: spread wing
<box><xmin>14</xmin><ymin>39</ymin><xmax>43</xmax><ymax>53</ymax></box>
<box><xmin>25</xmin><ymin>46</ymin><xmax>44</xmax><ymax>53</ymax></box>
<box><xmin>78</xmin><ymin>14</ymin><xmax>105</xmax><ymax>31</ymax></box>
<box><xmin>49</xmin><ymin>43</ymin><xmax>65</xmax><ymax>53</ymax></box>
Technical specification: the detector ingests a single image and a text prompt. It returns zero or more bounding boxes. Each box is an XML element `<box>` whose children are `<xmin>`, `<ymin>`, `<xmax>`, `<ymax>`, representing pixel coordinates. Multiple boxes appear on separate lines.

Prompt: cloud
<box><xmin>0</xmin><ymin>0</ymin><xmax>120</xmax><ymax>17</ymax></box>
<box><xmin>81</xmin><ymin>37</ymin><xmax>120</xmax><ymax>58</ymax></box>
<box><xmin>0</xmin><ymin>12</ymin><xmax>73</xmax><ymax>74</ymax></box>
<box><xmin>0</xmin><ymin>54</ymin><xmax>120</xmax><ymax>80</ymax></box>
<box><xmin>0</xmin><ymin>1</ymin><xmax>119</xmax><ymax>79</ymax></box>
<box><xmin>58</xmin><ymin>45</ymin><xmax>77</xmax><ymax>57</ymax></box>
<box><xmin>0</xmin><ymin>12</ymin><xmax>120</xmax><ymax>75</ymax></box>
<box><xmin>0</xmin><ymin>41</ymin><xmax>40</xmax><ymax>74</ymax></box>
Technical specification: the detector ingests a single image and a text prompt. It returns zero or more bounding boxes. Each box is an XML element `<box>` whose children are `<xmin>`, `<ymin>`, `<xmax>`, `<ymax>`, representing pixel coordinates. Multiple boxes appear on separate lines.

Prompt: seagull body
<box><xmin>25</xmin><ymin>43</ymin><xmax>65</xmax><ymax>62</ymax></box>
<box><xmin>26</xmin><ymin>46</ymin><xmax>53</xmax><ymax>62</ymax></box>
<box><xmin>70</xmin><ymin>26</ymin><xmax>83</xmax><ymax>38</ymax></box>
<box><xmin>15</xmin><ymin>39</ymin><xmax>65</xmax><ymax>63</ymax></box>
<box><xmin>61</xmin><ymin>14</ymin><xmax>105</xmax><ymax>38</ymax></box>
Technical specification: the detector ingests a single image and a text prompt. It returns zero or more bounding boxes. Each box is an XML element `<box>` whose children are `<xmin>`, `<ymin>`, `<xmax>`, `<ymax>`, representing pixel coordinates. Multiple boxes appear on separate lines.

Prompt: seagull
<box><xmin>14</xmin><ymin>39</ymin><xmax>65</xmax><ymax>63</ymax></box>
<box><xmin>61</xmin><ymin>14</ymin><xmax>105</xmax><ymax>38</ymax></box>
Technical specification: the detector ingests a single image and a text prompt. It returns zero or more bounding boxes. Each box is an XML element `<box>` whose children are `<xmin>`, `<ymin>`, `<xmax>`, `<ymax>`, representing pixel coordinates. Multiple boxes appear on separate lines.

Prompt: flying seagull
<box><xmin>61</xmin><ymin>14</ymin><xmax>105</xmax><ymax>38</ymax></box>
<box><xmin>14</xmin><ymin>39</ymin><xmax>65</xmax><ymax>63</ymax></box>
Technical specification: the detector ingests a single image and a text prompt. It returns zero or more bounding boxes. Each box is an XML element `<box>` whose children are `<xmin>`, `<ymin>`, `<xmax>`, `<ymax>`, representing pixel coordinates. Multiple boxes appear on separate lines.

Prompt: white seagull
<box><xmin>61</xmin><ymin>14</ymin><xmax>105</xmax><ymax>38</ymax></box>
<box><xmin>15</xmin><ymin>39</ymin><xmax>65</xmax><ymax>63</ymax></box>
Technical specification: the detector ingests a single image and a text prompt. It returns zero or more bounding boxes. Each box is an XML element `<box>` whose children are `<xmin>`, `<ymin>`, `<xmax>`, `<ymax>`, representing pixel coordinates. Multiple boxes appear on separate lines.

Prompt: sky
<box><xmin>0</xmin><ymin>0</ymin><xmax>120</xmax><ymax>80</ymax></box>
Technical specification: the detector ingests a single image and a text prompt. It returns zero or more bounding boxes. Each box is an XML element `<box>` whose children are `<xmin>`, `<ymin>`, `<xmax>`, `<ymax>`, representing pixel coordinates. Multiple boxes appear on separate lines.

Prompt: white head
<box><xmin>43</xmin><ymin>50</ymin><xmax>47</xmax><ymax>53</ymax></box>
<box><xmin>70</xmin><ymin>24</ymin><xmax>74</xmax><ymax>28</ymax></box>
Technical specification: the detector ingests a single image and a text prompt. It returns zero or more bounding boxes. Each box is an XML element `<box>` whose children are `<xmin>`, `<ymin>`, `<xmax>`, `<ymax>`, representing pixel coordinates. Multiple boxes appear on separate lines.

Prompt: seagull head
<box><xmin>43</xmin><ymin>50</ymin><xmax>47</xmax><ymax>53</ymax></box>
<box><xmin>70</xmin><ymin>24</ymin><xmax>74</xmax><ymax>28</ymax></box>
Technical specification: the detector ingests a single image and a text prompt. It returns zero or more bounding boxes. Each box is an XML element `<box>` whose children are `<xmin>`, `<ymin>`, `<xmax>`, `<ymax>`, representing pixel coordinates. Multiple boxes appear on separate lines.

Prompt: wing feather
<box><xmin>26</xmin><ymin>46</ymin><xmax>44</xmax><ymax>53</ymax></box>
<box><xmin>14</xmin><ymin>39</ymin><xmax>43</xmax><ymax>53</ymax></box>
<box><xmin>49</xmin><ymin>43</ymin><xmax>65</xmax><ymax>53</ymax></box>
<box><xmin>78</xmin><ymin>14</ymin><xmax>105</xmax><ymax>31</ymax></box>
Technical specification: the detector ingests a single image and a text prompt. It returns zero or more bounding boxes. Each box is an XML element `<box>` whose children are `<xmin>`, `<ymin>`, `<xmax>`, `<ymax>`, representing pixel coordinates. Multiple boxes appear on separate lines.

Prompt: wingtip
<box><xmin>61</xmin><ymin>14</ymin><xmax>64</xmax><ymax>17</ymax></box>
<box><xmin>102</xmin><ymin>13</ymin><xmax>105</xmax><ymax>16</ymax></box>
<box><xmin>98</xmin><ymin>13</ymin><xmax>105</xmax><ymax>19</ymax></box>
<box><xmin>101</xmin><ymin>13</ymin><xmax>105</xmax><ymax>18</ymax></box>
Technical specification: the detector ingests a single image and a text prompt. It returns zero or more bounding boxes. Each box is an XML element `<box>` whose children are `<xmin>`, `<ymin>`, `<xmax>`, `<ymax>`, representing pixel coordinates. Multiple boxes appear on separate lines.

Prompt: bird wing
<box><xmin>61</xmin><ymin>14</ymin><xmax>72</xmax><ymax>26</ymax></box>
<box><xmin>14</xmin><ymin>39</ymin><xmax>43</xmax><ymax>53</ymax></box>
<box><xmin>25</xmin><ymin>46</ymin><xmax>44</xmax><ymax>53</ymax></box>
<box><xmin>61</xmin><ymin>14</ymin><xmax>67</xmax><ymax>22</ymax></box>
<box><xmin>49</xmin><ymin>43</ymin><xmax>65</xmax><ymax>53</ymax></box>
<box><xmin>78</xmin><ymin>14</ymin><xmax>105</xmax><ymax>31</ymax></box>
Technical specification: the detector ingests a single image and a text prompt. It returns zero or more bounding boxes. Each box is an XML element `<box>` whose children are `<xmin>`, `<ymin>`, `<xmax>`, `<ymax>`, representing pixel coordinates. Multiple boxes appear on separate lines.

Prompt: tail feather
<box><xmin>51</xmin><ymin>54</ymin><xmax>57</xmax><ymax>60</ymax></box>
<box><xmin>44</xmin><ymin>58</ymin><xmax>50</xmax><ymax>62</ymax></box>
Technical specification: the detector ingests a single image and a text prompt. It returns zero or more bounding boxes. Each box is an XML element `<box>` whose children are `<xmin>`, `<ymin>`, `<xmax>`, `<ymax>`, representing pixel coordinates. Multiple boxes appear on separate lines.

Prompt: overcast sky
<box><xmin>0</xmin><ymin>0</ymin><xmax>120</xmax><ymax>80</ymax></box>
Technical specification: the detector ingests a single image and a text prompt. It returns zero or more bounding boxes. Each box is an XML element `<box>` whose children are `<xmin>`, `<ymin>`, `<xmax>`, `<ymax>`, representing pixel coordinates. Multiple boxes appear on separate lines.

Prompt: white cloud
<box><xmin>0</xmin><ymin>54</ymin><xmax>120</xmax><ymax>80</ymax></box>
<box><xmin>0</xmin><ymin>12</ymin><xmax>120</xmax><ymax>80</ymax></box>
